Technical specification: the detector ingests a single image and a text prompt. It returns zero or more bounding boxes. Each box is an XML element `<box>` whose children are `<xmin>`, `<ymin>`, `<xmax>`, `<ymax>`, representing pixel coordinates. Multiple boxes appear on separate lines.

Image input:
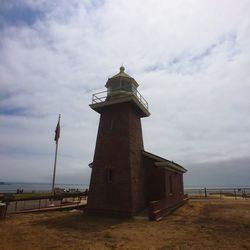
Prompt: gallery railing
<box><xmin>92</xmin><ymin>86</ymin><xmax>149</xmax><ymax>111</ymax></box>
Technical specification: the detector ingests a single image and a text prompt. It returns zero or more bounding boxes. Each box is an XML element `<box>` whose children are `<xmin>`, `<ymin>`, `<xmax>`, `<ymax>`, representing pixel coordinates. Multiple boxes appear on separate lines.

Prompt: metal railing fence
<box><xmin>1</xmin><ymin>192</ymin><xmax>88</xmax><ymax>214</ymax></box>
<box><xmin>92</xmin><ymin>86</ymin><xmax>149</xmax><ymax>111</ymax></box>
<box><xmin>185</xmin><ymin>187</ymin><xmax>250</xmax><ymax>199</ymax></box>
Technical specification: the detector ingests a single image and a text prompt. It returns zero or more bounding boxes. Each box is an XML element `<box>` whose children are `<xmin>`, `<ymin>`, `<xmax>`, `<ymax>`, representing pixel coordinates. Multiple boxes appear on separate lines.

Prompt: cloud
<box><xmin>0</xmin><ymin>1</ymin><xmax>44</xmax><ymax>27</ymax></box>
<box><xmin>0</xmin><ymin>0</ymin><xmax>250</xmax><ymax>187</ymax></box>
<box><xmin>184</xmin><ymin>156</ymin><xmax>250</xmax><ymax>187</ymax></box>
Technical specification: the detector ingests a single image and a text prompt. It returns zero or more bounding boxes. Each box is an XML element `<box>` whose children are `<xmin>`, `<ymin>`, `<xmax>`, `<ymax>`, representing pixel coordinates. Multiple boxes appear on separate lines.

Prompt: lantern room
<box><xmin>105</xmin><ymin>66</ymin><xmax>139</xmax><ymax>98</ymax></box>
<box><xmin>90</xmin><ymin>66</ymin><xmax>150</xmax><ymax>117</ymax></box>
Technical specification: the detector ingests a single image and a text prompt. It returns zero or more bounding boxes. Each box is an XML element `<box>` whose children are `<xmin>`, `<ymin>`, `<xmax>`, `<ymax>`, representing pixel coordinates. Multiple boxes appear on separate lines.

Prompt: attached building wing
<box><xmin>142</xmin><ymin>150</ymin><xmax>187</xmax><ymax>174</ymax></box>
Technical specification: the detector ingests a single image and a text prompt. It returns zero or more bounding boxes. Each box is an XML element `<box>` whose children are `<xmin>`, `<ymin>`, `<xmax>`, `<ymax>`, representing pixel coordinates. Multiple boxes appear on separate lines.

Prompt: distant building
<box><xmin>86</xmin><ymin>67</ymin><xmax>187</xmax><ymax>220</ymax></box>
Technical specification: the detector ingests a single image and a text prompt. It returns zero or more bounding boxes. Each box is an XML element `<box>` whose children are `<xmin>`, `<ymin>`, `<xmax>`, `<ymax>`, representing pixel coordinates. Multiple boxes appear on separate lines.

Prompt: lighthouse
<box><xmin>86</xmin><ymin>67</ymin><xmax>187</xmax><ymax>219</ymax></box>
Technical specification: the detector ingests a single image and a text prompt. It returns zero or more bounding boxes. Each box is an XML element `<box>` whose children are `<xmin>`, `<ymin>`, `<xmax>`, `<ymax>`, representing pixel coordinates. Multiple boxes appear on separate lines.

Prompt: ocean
<box><xmin>1</xmin><ymin>182</ymin><xmax>249</xmax><ymax>194</ymax></box>
<box><xmin>0</xmin><ymin>182</ymin><xmax>89</xmax><ymax>193</ymax></box>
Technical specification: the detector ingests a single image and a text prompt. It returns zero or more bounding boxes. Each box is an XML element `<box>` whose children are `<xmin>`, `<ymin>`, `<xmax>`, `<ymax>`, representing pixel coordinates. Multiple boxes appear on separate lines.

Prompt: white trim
<box><xmin>155</xmin><ymin>162</ymin><xmax>187</xmax><ymax>173</ymax></box>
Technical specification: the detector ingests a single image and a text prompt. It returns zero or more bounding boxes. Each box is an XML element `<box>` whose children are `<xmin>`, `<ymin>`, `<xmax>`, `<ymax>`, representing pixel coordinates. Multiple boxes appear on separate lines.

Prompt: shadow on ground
<box><xmin>32</xmin><ymin>211</ymin><xmax>128</xmax><ymax>234</ymax></box>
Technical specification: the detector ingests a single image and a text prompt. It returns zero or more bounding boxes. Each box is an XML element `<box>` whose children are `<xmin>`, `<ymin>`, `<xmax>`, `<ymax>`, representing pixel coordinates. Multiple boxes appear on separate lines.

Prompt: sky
<box><xmin>0</xmin><ymin>0</ymin><xmax>250</xmax><ymax>187</ymax></box>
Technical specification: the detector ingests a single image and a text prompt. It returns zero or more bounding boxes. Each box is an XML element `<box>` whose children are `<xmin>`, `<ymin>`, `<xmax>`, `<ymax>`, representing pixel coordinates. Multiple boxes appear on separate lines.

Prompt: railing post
<box><xmin>15</xmin><ymin>201</ymin><xmax>17</xmax><ymax>213</ymax></box>
<box><xmin>91</xmin><ymin>88</ymin><xmax>149</xmax><ymax>111</ymax></box>
<box><xmin>242</xmin><ymin>189</ymin><xmax>246</xmax><ymax>200</ymax></box>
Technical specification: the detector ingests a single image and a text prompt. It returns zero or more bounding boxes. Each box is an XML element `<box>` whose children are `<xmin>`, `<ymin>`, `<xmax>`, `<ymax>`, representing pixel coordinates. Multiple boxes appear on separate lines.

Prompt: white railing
<box><xmin>92</xmin><ymin>87</ymin><xmax>149</xmax><ymax>111</ymax></box>
<box><xmin>92</xmin><ymin>90</ymin><xmax>107</xmax><ymax>104</ymax></box>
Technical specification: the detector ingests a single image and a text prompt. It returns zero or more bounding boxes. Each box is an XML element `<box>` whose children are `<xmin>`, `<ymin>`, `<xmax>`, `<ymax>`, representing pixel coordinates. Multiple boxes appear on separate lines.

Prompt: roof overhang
<box><xmin>155</xmin><ymin>162</ymin><xmax>187</xmax><ymax>174</ymax></box>
<box><xmin>142</xmin><ymin>150</ymin><xmax>187</xmax><ymax>174</ymax></box>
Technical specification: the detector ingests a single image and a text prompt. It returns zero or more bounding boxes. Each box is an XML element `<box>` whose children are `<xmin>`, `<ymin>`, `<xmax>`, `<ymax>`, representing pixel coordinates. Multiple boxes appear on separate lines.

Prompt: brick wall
<box><xmin>143</xmin><ymin>156</ymin><xmax>166</xmax><ymax>202</ymax></box>
<box><xmin>143</xmin><ymin>155</ymin><xmax>184</xmax><ymax>205</ymax></box>
<box><xmin>86</xmin><ymin>102</ymin><xmax>146</xmax><ymax>216</ymax></box>
<box><xmin>86</xmin><ymin>100</ymin><xmax>185</xmax><ymax>218</ymax></box>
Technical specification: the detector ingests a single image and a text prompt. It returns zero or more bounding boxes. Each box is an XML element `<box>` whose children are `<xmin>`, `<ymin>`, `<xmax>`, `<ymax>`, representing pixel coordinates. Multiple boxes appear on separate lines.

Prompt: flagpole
<box><xmin>52</xmin><ymin>114</ymin><xmax>60</xmax><ymax>194</ymax></box>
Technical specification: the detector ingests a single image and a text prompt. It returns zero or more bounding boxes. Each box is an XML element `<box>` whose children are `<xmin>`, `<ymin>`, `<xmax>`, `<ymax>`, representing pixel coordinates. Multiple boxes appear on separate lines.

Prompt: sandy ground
<box><xmin>0</xmin><ymin>200</ymin><xmax>250</xmax><ymax>250</ymax></box>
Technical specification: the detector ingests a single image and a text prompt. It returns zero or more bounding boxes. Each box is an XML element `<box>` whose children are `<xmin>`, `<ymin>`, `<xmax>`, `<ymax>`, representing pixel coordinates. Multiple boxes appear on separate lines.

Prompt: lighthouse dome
<box><xmin>105</xmin><ymin>66</ymin><xmax>139</xmax><ymax>98</ymax></box>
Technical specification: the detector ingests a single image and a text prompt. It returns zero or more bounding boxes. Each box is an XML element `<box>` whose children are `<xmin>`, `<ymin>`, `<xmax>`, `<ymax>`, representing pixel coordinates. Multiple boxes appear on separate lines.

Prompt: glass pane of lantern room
<box><xmin>111</xmin><ymin>81</ymin><xmax>121</xmax><ymax>91</ymax></box>
<box><xmin>122</xmin><ymin>81</ymin><xmax>132</xmax><ymax>92</ymax></box>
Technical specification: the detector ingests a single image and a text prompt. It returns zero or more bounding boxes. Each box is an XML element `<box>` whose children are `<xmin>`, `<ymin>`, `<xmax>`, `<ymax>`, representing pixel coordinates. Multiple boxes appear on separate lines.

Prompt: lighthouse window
<box><xmin>169</xmin><ymin>175</ymin><xmax>173</xmax><ymax>194</ymax></box>
<box><xmin>110</xmin><ymin>119</ymin><xmax>114</xmax><ymax>130</ymax></box>
<box><xmin>106</xmin><ymin>168</ymin><xmax>113</xmax><ymax>183</ymax></box>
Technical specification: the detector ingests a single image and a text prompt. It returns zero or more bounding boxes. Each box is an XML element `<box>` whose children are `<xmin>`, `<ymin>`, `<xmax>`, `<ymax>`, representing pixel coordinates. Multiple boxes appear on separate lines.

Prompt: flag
<box><xmin>54</xmin><ymin>115</ymin><xmax>60</xmax><ymax>143</ymax></box>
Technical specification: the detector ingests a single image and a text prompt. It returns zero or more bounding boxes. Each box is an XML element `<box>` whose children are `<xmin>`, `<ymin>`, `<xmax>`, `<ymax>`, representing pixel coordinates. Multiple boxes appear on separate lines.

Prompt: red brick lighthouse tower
<box><xmin>86</xmin><ymin>66</ymin><xmax>150</xmax><ymax>217</ymax></box>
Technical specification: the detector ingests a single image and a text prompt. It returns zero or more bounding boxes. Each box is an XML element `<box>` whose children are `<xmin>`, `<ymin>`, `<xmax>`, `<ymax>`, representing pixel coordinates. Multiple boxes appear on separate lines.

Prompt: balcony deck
<box><xmin>90</xmin><ymin>87</ymin><xmax>150</xmax><ymax>117</ymax></box>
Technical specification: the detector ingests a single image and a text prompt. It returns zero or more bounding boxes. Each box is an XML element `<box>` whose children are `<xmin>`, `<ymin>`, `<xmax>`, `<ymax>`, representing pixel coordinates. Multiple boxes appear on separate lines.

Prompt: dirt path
<box><xmin>1</xmin><ymin>200</ymin><xmax>250</xmax><ymax>250</ymax></box>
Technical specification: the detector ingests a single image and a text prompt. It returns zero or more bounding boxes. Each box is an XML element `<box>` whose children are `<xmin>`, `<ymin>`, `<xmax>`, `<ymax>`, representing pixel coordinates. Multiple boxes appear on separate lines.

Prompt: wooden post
<box><xmin>4</xmin><ymin>203</ymin><xmax>8</xmax><ymax>218</ymax></box>
<box><xmin>242</xmin><ymin>189</ymin><xmax>246</xmax><ymax>200</ymax></box>
<box><xmin>204</xmin><ymin>187</ymin><xmax>207</xmax><ymax>198</ymax></box>
<box><xmin>15</xmin><ymin>201</ymin><xmax>18</xmax><ymax>213</ymax></box>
